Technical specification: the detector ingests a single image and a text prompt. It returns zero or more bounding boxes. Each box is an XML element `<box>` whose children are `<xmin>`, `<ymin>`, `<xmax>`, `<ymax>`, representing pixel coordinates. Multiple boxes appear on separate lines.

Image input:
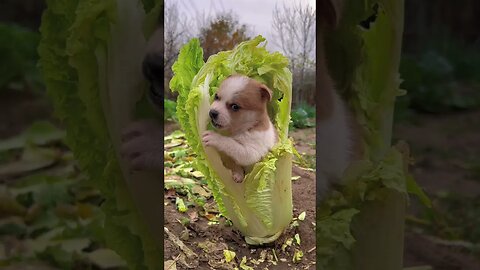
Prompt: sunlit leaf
<box><xmin>86</xmin><ymin>248</ymin><xmax>127</xmax><ymax>269</ymax></box>
<box><xmin>294</xmin><ymin>233</ymin><xmax>301</xmax><ymax>245</ymax></box>
<box><xmin>292</xmin><ymin>249</ymin><xmax>303</xmax><ymax>263</ymax></box>
<box><xmin>0</xmin><ymin>121</ymin><xmax>65</xmax><ymax>152</ymax></box>
<box><xmin>0</xmin><ymin>147</ymin><xmax>58</xmax><ymax>178</ymax></box>
<box><xmin>223</xmin><ymin>249</ymin><xmax>236</xmax><ymax>263</ymax></box>
<box><xmin>175</xmin><ymin>197</ymin><xmax>187</xmax><ymax>213</ymax></box>
<box><xmin>239</xmin><ymin>256</ymin><xmax>253</xmax><ymax>270</ymax></box>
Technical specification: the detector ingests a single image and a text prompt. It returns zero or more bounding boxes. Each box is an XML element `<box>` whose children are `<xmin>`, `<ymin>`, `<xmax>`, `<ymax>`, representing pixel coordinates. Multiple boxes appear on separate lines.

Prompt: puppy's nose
<box><xmin>209</xmin><ymin>109</ymin><xmax>219</xmax><ymax>120</ymax></box>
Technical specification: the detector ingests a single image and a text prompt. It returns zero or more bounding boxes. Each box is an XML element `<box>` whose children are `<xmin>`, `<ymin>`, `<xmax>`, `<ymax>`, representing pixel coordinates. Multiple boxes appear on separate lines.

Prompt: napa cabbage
<box><xmin>170</xmin><ymin>36</ymin><xmax>294</xmax><ymax>245</ymax></box>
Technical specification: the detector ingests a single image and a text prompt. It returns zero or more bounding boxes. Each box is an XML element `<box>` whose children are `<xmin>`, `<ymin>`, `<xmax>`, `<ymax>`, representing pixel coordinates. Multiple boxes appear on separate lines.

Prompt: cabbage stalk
<box><xmin>170</xmin><ymin>36</ymin><xmax>294</xmax><ymax>245</ymax></box>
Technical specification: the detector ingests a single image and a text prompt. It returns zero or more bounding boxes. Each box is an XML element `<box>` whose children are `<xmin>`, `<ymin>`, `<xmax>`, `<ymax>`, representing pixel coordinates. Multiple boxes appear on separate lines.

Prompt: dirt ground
<box><xmin>395</xmin><ymin>110</ymin><xmax>480</xmax><ymax>269</ymax></box>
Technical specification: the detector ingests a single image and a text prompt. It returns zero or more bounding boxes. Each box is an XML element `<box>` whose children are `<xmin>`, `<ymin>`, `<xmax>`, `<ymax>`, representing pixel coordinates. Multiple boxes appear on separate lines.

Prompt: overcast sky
<box><xmin>168</xmin><ymin>0</ymin><xmax>316</xmax><ymax>53</ymax></box>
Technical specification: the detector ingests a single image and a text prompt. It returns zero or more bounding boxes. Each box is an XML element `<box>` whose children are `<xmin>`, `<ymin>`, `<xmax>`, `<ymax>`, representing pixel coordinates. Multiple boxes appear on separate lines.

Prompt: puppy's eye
<box><xmin>214</xmin><ymin>94</ymin><xmax>219</xmax><ymax>100</ymax></box>
<box><xmin>231</xmin><ymin>104</ymin><xmax>240</xmax><ymax>111</ymax></box>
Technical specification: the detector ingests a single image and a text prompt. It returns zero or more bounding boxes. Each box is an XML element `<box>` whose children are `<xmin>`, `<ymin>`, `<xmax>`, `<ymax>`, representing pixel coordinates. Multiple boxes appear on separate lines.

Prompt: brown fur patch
<box><xmin>216</xmin><ymin>76</ymin><xmax>273</xmax><ymax>133</ymax></box>
<box><xmin>233</xmin><ymin>79</ymin><xmax>272</xmax><ymax>132</ymax></box>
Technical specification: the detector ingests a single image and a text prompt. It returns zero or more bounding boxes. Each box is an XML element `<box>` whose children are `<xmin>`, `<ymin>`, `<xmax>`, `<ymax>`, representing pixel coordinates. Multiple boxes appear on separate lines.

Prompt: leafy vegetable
<box><xmin>317</xmin><ymin>1</ymin><xmax>428</xmax><ymax>269</ymax></box>
<box><xmin>38</xmin><ymin>0</ymin><xmax>163</xmax><ymax>269</ymax></box>
<box><xmin>164</xmin><ymin>98</ymin><xmax>178</xmax><ymax>122</ymax></box>
<box><xmin>170</xmin><ymin>36</ymin><xmax>294</xmax><ymax>244</ymax></box>
<box><xmin>290</xmin><ymin>103</ymin><xmax>315</xmax><ymax>129</ymax></box>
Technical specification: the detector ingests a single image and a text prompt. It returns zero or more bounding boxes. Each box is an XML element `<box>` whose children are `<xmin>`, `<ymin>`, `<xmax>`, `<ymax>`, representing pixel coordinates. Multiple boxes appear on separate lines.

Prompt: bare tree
<box><xmin>164</xmin><ymin>1</ymin><xmax>192</xmax><ymax>71</ymax></box>
<box><xmin>164</xmin><ymin>1</ymin><xmax>193</xmax><ymax>97</ymax></box>
<box><xmin>272</xmin><ymin>1</ymin><xmax>316</xmax><ymax>105</ymax></box>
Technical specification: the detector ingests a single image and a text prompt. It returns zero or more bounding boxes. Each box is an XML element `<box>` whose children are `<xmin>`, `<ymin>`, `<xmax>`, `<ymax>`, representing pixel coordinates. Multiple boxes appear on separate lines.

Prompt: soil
<box><xmin>163</xmin><ymin>123</ymin><xmax>317</xmax><ymax>269</ymax></box>
<box><xmin>394</xmin><ymin>110</ymin><xmax>480</xmax><ymax>269</ymax></box>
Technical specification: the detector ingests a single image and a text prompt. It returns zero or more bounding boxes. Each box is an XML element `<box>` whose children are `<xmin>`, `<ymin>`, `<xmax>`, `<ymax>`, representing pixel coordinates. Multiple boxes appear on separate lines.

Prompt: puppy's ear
<box><xmin>259</xmin><ymin>85</ymin><xmax>272</xmax><ymax>102</ymax></box>
<box><xmin>318</xmin><ymin>0</ymin><xmax>344</xmax><ymax>29</ymax></box>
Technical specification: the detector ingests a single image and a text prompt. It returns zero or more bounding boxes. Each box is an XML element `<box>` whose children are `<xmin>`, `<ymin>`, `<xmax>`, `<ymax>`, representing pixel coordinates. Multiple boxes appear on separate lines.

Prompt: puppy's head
<box><xmin>209</xmin><ymin>75</ymin><xmax>272</xmax><ymax>134</ymax></box>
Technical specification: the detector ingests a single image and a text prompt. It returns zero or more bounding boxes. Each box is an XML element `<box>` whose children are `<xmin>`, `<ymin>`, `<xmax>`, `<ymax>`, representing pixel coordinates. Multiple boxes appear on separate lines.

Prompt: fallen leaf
<box><xmin>175</xmin><ymin>197</ymin><xmax>187</xmax><ymax>213</ymax></box>
<box><xmin>0</xmin><ymin>121</ymin><xmax>65</xmax><ymax>152</ymax></box>
<box><xmin>258</xmin><ymin>250</ymin><xmax>267</xmax><ymax>263</ymax></box>
<box><xmin>197</xmin><ymin>240</ymin><xmax>215</xmax><ymax>253</ymax></box>
<box><xmin>165</xmin><ymin>140</ymin><xmax>183</xmax><ymax>149</ymax></box>
<box><xmin>86</xmin><ymin>249</ymin><xmax>127</xmax><ymax>269</ymax></box>
<box><xmin>188</xmin><ymin>211</ymin><xmax>199</xmax><ymax>223</ymax></box>
<box><xmin>298</xmin><ymin>211</ymin><xmax>306</xmax><ymax>221</ymax></box>
<box><xmin>180</xmin><ymin>229</ymin><xmax>189</xmax><ymax>241</ymax></box>
<box><xmin>223</xmin><ymin>249</ymin><xmax>236</xmax><ymax>263</ymax></box>
<box><xmin>178</xmin><ymin>217</ymin><xmax>190</xmax><ymax>226</ymax></box>
<box><xmin>292</xmin><ymin>249</ymin><xmax>303</xmax><ymax>263</ymax></box>
<box><xmin>191</xmin><ymin>185</ymin><xmax>210</xmax><ymax>197</ymax></box>
<box><xmin>165</xmin><ymin>175</ymin><xmax>196</xmax><ymax>189</ymax></box>
<box><xmin>191</xmin><ymin>171</ymin><xmax>204</xmax><ymax>178</ymax></box>
<box><xmin>240</xmin><ymin>256</ymin><xmax>254</xmax><ymax>270</ymax></box>
<box><xmin>282</xmin><ymin>238</ymin><xmax>294</xmax><ymax>252</ymax></box>
<box><xmin>291</xmin><ymin>176</ymin><xmax>300</xmax><ymax>181</ymax></box>
<box><xmin>0</xmin><ymin>217</ymin><xmax>26</xmax><ymax>236</ymax></box>
<box><xmin>203</xmin><ymin>213</ymin><xmax>218</xmax><ymax>222</ymax></box>
<box><xmin>290</xmin><ymin>220</ymin><xmax>299</xmax><ymax>229</ymax></box>
<box><xmin>0</xmin><ymin>147</ymin><xmax>58</xmax><ymax>178</ymax></box>
<box><xmin>59</xmin><ymin>238</ymin><xmax>90</xmax><ymax>253</ymax></box>
<box><xmin>294</xmin><ymin>234</ymin><xmax>301</xmax><ymax>245</ymax></box>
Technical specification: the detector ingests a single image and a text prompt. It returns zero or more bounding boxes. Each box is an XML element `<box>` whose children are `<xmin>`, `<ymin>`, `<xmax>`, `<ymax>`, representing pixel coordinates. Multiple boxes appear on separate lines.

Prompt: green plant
<box><xmin>164</xmin><ymin>98</ymin><xmax>177</xmax><ymax>122</ymax></box>
<box><xmin>398</xmin><ymin>36</ymin><xmax>480</xmax><ymax>114</ymax></box>
<box><xmin>290</xmin><ymin>102</ymin><xmax>315</xmax><ymax>129</ymax></box>
<box><xmin>0</xmin><ymin>23</ymin><xmax>42</xmax><ymax>91</ymax></box>
<box><xmin>170</xmin><ymin>36</ymin><xmax>294</xmax><ymax>245</ymax></box>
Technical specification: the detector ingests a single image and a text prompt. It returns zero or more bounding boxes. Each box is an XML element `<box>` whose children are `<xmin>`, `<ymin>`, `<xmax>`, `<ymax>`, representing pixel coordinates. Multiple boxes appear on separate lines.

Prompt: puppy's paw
<box><xmin>202</xmin><ymin>130</ymin><xmax>221</xmax><ymax>148</ymax></box>
<box><xmin>120</xmin><ymin>120</ymin><xmax>163</xmax><ymax>171</ymax></box>
<box><xmin>232</xmin><ymin>170</ymin><xmax>244</xmax><ymax>183</ymax></box>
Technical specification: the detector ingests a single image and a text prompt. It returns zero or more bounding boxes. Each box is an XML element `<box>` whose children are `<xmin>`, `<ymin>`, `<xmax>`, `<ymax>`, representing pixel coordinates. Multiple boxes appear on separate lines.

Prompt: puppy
<box><xmin>317</xmin><ymin>0</ymin><xmax>363</xmax><ymax>197</ymax></box>
<box><xmin>202</xmin><ymin>75</ymin><xmax>277</xmax><ymax>183</ymax></box>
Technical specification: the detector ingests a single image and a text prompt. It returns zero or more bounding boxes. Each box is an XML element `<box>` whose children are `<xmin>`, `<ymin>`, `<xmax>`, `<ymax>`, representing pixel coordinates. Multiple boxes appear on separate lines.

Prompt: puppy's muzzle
<box><xmin>209</xmin><ymin>109</ymin><xmax>219</xmax><ymax>120</ymax></box>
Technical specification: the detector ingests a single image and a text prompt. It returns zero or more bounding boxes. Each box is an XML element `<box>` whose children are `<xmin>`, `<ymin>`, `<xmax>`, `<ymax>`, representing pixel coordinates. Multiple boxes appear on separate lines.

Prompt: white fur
<box><xmin>222</xmin><ymin>76</ymin><xmax>250</xmax><ymax>96</ymax></box>
<box><xmin>202</xmin><ymin>121</ymin><xmax>276</xmax><ymax>166</ymax></box>
<box><xmin>210</xmin><ymin>76</ymin><xmax>250</xmax><ymax>128</ymax></box>
<box><xmin>316</xmin><ymin>91</ymin><xmax>352</xmax><ymax>195</ymax></box>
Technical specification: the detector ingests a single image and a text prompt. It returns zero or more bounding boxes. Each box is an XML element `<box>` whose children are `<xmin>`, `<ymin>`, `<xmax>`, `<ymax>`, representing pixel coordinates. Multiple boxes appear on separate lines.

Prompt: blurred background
<box><xmin>0</xmin><ymin>0</ymin><xmax>478</xmax><ymax>269</ymax></box>
<box><xmin>397</xmin><ymin>1</ymin><xmax>480</xmax><ymax>269</ymax></box>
